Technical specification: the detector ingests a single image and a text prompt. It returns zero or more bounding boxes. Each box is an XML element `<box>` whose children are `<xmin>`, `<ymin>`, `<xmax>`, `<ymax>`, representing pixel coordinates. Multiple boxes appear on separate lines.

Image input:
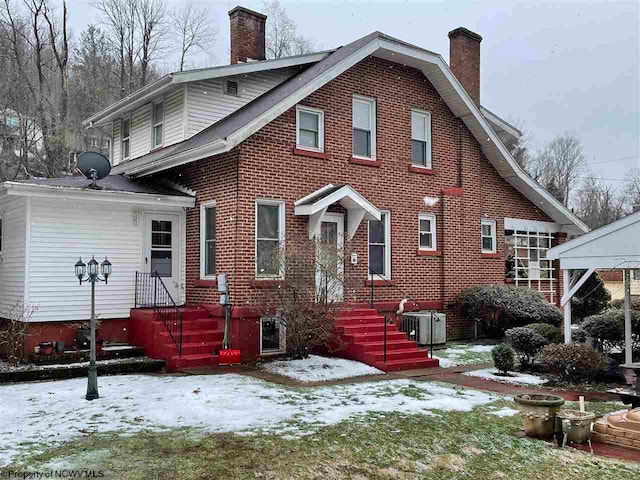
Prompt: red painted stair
<box><xmin>129</xmin><ymin>306</ymin><xmax>224</xmax><ymax>372</ymax></box>
<box><xmin>336</xmin><ymin>308</ymin><xmax>439</xmax><ymax>372</ymax></box>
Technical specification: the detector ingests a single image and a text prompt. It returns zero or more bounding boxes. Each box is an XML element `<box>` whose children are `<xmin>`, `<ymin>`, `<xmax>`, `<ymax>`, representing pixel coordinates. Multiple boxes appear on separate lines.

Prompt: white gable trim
<box><xmin>504</xmin><ymin>218</ymin><xmax>561</xmax><ymax>233</ymax></box>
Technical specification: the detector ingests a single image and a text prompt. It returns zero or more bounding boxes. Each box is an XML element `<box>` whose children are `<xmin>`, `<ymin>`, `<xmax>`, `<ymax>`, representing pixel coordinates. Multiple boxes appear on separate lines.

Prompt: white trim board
<box><xmin>2</xmin><ymin>182</ymin><xmax>195</xmax><ymax>208</ymax></box>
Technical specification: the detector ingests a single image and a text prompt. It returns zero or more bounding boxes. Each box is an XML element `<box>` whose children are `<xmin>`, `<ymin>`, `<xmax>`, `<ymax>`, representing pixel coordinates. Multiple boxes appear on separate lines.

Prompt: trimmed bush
<box><xmin>570</xmin><ymin>271</ymin><xmax>610</xmax><ymax>320</ymax></box>
<box><xmin>610</xmin><ymin>297</ymin><xmax>640</xmax><ymax>311</ymax></box>
<box><xmin>458</xmin><ymin>285</ymin><xmax>562</xmax><ymax>337</ymax></box>
<box><xmin>492</xmin><ymin>344</ymin><xmax>516</xmax><ymax>374</ymax></box>
<box><xmin>526</xmin><ymin>323</ymin><xmax>562</xmax><ymax>344</ymax></box>
<box><xmin>580</xmin><ymin>308</ymin><xmax>640</xmax><ymax>353</ymax></box>
<box><xmin>541</xmin><ymin>343</ymin><xmax>602</xmax><ymax>381</ymax></box>
<box><xmin>504</xmin><ymin>327</ymin><xmax>548</xmax><ymax>365</ymax></box>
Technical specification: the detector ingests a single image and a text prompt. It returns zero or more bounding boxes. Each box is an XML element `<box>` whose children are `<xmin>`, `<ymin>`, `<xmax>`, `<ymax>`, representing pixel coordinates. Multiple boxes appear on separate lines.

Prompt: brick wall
<box><xmin>163</xmin><ymin>56</ymin><xmax>562</xmax><ymax>339</ymax></box>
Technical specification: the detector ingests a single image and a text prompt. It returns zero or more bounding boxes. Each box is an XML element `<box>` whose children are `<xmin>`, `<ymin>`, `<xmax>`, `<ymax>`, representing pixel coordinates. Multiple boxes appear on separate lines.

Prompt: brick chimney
<box><xmin>229</xmin><ymin>6</ymin><xmax>267</xmax><ymax>64</ymax></box>
<box><xmin>448</xmin><ymin>27</ymin><xmax>482</xmax><ymax>107</ymax></box>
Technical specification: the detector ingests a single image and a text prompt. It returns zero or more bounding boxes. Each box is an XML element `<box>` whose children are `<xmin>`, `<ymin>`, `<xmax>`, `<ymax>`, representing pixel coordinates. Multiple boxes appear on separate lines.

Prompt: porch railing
<box><xmin>134</xmin><ymin>271</ymin><xmax>183</xmax><ymax>356</ymax></box>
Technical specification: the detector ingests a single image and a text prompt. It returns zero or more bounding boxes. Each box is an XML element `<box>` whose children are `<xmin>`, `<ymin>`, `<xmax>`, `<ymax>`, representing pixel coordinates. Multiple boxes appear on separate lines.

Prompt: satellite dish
<box><xmin>77</xmin><ymin>151</ymin><xmax>111</xmax><ymax>188</ymax></box>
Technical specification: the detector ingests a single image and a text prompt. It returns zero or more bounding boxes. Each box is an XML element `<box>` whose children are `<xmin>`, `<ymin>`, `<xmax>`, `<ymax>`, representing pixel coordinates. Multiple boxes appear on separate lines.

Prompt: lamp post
<box><xmin>75</xmin><ymin>255</ymin><xmax>112</xmax><ymax>401</ymax></box>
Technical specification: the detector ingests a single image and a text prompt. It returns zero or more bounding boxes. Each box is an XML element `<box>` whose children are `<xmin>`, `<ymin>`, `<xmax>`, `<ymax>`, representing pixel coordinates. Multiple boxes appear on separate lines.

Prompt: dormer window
<box><xmin>121</xmin><ymin>118</ymin><xmax>131</xmax><ymax>160</ymax></box>
<box><xmin>152</xmin><ymin>101</ymin><xmax>164</xmax><ymax>148</ymax></box>
<box><xmin>225</xmin><ymin>80</ymin><xmax>239</xmax><ymax>96</ymax></box>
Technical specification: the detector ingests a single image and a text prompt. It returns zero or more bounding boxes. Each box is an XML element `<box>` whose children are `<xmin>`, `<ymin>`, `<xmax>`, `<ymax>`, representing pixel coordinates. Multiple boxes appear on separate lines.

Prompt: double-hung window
<box><xmin>368</xmin><ymin>211</ymin><xmax>391</xmax><ymax>279</ymax></box>
<box><xmin>352</xmin><ymin>95</ymin><xmax>376</xmax><ymax>159</ymax></box>
<box><xmin>200</xmin><ymin>201</ymin><xmax>216</xmax><ymax>278</ymax></box>
<box><xmin>152</xmin><ymin>101</ymin><xmax>164</xmax><ymax>148</ymax></box>
<box><xmin>121</xmin><ymin>118</ymin><xmax>131</xmax><ymax>160</ymax></box>
<box><xmin>411</xmin><ymin>110</ymin><xmax>432</xmax><ymax>168</ymax></box>
<box><xmin>296</xmin><ymin>105</ymin><xmax>324</xmax><ymax>152</ymax></box>
<box><xmin>418</xmin><ymin>214</ymin><xmax>437</xmax><ymax>251</ymax></box>
<box><xmin>481</xmin><ymin>219</ymin><xmax>497</xmax><ymax>253</ymax></box>
<box><xmin>256</xmin><ymin>200</ymin><xmax>285</xmax><ymax>278</ymax></box>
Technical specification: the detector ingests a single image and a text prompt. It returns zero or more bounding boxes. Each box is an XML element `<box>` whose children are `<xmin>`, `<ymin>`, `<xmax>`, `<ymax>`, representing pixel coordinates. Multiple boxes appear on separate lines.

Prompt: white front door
<box><xmin>315</xmin><ymin>213</ymin><xmax>344</xmax><ymax>303</ymax></box>
<box><xmin>144</xmin><ymin>213</ymin><xmax>180</xmax><ymax>302</ymax></box>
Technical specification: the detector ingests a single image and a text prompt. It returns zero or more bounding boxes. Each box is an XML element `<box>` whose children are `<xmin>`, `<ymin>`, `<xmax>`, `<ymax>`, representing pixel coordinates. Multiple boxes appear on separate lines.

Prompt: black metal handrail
<box><xmin>135</xmin><ymin>271</ymin><xmax>183</xmax><ymax>356</ymax></box>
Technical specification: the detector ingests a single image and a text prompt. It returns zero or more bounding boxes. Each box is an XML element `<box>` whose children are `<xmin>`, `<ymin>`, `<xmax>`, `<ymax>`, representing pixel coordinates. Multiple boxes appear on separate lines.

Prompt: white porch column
<box><xmin>563</xmin><ymin>269</ymin><xmax>572</xmax><ymax>344</ymax></box>
<box><xmin>624</xmin><ymin>269</ymin><xmax>633</xmax><ymax>365</ymax></box>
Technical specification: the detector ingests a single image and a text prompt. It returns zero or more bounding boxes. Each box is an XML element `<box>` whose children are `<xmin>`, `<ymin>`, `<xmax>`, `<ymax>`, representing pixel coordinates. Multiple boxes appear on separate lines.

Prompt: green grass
<box><xmin>433</xmin><ymin>343</ymin><xmax>496</xmax><ymax>366</ymax></box>
<box><xmin>3</xmin><ymin>399</ymin><xmax>637</xmax><ymax>480</ymax></box>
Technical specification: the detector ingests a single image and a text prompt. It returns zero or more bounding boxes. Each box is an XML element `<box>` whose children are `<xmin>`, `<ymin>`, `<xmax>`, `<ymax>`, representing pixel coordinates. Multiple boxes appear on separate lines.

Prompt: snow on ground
<box><xmin>463</xmin><ymin>368</ymin><xmax>549</xmax><ymax>386</ymax></box>
<box><xmin>489</xmin><ymin>407</ymin><xmax>520</xmax><ymax>417</ymax></box>
<box><xmin>432</xmin><ymin>343</ymin><xmax>495</xmax><ymax>368</ymax></box>
<box><xmin>261</xmin><ymin>355</ymin><xmax>383</xmax><ymax>382</ymax></box>
<box><xmin>0</xmin><ymin>373</ymin><xmax>497</xmax><ymax>466</ymax></box>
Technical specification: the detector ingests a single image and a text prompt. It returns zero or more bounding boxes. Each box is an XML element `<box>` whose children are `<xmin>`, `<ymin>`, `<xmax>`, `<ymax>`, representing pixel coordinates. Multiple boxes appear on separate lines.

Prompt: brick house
<box><xmin>0</xmin><ymin>6</ymin><xmax>587</xmax><ymax>370</ymax></box>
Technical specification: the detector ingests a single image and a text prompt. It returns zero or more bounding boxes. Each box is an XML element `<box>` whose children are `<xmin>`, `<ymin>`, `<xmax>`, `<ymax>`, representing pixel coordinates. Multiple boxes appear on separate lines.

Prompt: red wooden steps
<box><xmin>337</xmin><ymin>308</ymin><xmax>439</xmax><ymax>372</ymax></box>
<box><xmin>129</xmin><ymin>307</ymin><xmax>223</xmax><ymax>372</ymax></box>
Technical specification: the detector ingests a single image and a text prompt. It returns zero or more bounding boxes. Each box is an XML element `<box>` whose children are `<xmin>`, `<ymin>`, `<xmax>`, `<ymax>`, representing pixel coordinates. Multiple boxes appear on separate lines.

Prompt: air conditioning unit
<box><xmin>401</xmin><ymin>311</ymin><xmax>446</xmax><ymax>346</ymax></box>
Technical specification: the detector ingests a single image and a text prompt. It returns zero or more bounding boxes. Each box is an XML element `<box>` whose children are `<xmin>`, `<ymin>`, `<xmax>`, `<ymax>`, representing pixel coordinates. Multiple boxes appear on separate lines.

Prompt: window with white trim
<box><xmin>411</xmin><ymin>110</ymin><xmax>432</xmax><ymax>168</ymax></box>
<box><xmin>260</xmin><ymin>316</ymin><xmax>286</xmax><ymax>354</ymax></box>
<box><xmin>256</xmin><ymin>200</ymin><xmax>285</xmax><ymax>278</ymax></box>
<box><xmin>296</xmin><ymin>105</ymin><xmax>324</xmax><ymax>152</ymax></box>
<box><xmin>505</xmin><ymin>230</ymin><xmax>554</xmax><ymax>280</ymax></box>
<box><xmin>418</xmin><ymin>214</ymin><xmax>436</xmax><ymax>251</ymax></box>
<box><xmin>352</xmin><ymin>95</ymin><xmax>376</xmax><ymax>159</ymax></box>
<box><xmin>200</xmin><ymin>201</ymin><xmax>216</xmax><ymax>278</ymax></box>
<box><xmin>121</xmin><ymin>118</ymin><xmax>131</xmax><ymax>160</ymax></box>
<box><xmin>368</xmin><ymin>211</ymin><xmax>391</xmax><ymax>279</ymax></box>
<box><xmin>152</xmin><ymin>101</ymin><xmax>164</xmax><ymax>148</ymax></box>
<box><xmin>481</xmin><ymin>219</ymin><xmax>497</xmax><ymax>253</ymax></box>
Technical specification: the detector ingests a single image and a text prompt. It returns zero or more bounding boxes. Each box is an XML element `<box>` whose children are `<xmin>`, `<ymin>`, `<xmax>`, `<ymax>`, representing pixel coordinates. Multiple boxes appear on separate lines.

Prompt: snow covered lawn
<box><xmin>432</xmin><ymin>343</ymin><xmax>495</xmax><ymax>367</ymax></box>
<box><xmin>463</xmin><ymin>368</ymin><xmax>549</xmax><ymax>386</ymax></box>
<box><xmin>260</xmin><ymin>355</ymin><xmax>383</xmax><ymax>382</ymax></box>
<box><xmin>0</xmin><ymin>373</ymin><xmax>496</xmax><ymax>466</ymax></box>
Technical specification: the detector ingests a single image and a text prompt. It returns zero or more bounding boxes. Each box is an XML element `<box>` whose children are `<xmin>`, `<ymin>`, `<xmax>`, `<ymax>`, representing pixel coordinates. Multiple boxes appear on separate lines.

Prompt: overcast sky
<box><xmin>68</xmin><ymin>0</ymin><xmax>639</xmax><ymax>185</ymax></box>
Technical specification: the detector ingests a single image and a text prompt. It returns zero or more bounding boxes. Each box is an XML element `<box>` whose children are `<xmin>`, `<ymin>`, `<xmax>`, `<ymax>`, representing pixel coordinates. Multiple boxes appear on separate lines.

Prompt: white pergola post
<box><xmin>563</xmin><ymin>269</ymin><xmax>572</xmax><ymax>344</ymax></box>
<box><xmin>624</xmin><ymin>269</ymin><xmax>633</xmax><ymax>365</ymax></box>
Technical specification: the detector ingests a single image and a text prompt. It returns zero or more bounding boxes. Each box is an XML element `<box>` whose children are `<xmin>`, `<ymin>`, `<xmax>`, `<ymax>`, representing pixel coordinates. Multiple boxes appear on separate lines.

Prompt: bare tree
<box><xmin>43</xmin><ymin>0</ymin><xmax>69</xmax><ymax>125</ymax></box>
<box><xmin>574</xmin><ymin>176</ymin><xmax>625</xmax><ymax>229</ymax></box>
<box><xmin>263</xmin><ymin>0</ymin><xmax>316</xmax><ymax>59</ymax></box>
<box><xmin>624</xmin><ymin>167</ymin><xmax>640</xmax><ymax>210</ymax></box>
<box><xmin>169</xmin><ymin>0</ymin><xmax>216</xmax><ymax>72</ymax></box>
<box><xmin>136</xmin><ymin>0</ymin><xmax>165</xmax><ymax>86</ymax></box>
<box><xmin>503</xmin><ymin>120</ymin><xmax>532</xmax><ymax>172</ymax></box>
<box><xmin>0</xmin><ymin>302</ymin><xmax>37</xmax><ymax>366</ymax></box>
<box><xmin>534</xmin><ymin>133</ymin><xmax>586</xmax><ymax>206</ymax></box>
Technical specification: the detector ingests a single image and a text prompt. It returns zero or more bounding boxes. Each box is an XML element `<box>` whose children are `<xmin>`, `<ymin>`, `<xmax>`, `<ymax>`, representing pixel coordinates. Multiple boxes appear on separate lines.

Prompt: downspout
<box><xmin>457</xmin><ymin>121</ymin><xmax>463</xmax><ymax>188</ymax></box>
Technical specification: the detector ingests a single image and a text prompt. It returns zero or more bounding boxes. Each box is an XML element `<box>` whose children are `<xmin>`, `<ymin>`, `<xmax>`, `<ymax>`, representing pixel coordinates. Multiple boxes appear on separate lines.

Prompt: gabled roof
<box><xmin>110</xmin><ymin>31</ymin><xmax>587</xmax><ymax>235</ymax></box>
<box><xmin>547</xmin><ymin>211</ymin><xmax>640</xmax><ymax>269</ymax></box>
<box><xmin>82</xmin><ymin>50</ymin><xmax>333</xmax><ymax>127</ymax></box>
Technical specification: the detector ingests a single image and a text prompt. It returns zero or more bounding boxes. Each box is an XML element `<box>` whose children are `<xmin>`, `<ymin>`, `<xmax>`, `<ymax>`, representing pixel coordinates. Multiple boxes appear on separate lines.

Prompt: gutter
<box><xmin>3</xmin><ymin>182</ymin><xmax>196</xmax><ymax>208</ymax></box>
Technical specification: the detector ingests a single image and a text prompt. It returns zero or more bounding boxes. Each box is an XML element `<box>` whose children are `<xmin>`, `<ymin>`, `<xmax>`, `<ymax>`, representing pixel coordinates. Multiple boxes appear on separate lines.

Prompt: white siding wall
<box><xmin>111</xmin><ymin>121</ymin><xmax>121</xmax><ymax>166</ymax></box>
<box><xmin>27</xmin><ymin>196</ymin><xmax>185</xmax><ymax>322</ymax></box>
<box><xmin>0</xmin><ymin>196</ymin><xmax>26</xmax><ymax>315</ymax></box>
<box><xmin>130</xmin><ymin>104</ymin><xmax>152</xmax><ymax>160</ymax></box>
<box><xmin>164</xmin><ymin>87</ymin><xmax>184</xmax><ymax>146</ymax></box>
<box><xmin>186</xmin><ymin>69</ymin><xmax>295</xmax><ymax>137</ymax></box>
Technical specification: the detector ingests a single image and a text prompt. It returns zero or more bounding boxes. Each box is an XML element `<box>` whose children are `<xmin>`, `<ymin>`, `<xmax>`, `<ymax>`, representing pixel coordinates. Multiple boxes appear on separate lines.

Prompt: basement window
<box><xmin>225</xmin><ymin>80</ymin><xmax>239</xmax><ymax>96</ymax></box>
<box><xmin>260</xmin><ymin>316</ymin><xmax>286</xmax><ymax>354</ymax></box>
